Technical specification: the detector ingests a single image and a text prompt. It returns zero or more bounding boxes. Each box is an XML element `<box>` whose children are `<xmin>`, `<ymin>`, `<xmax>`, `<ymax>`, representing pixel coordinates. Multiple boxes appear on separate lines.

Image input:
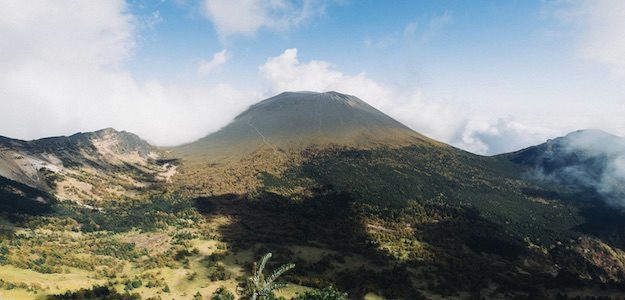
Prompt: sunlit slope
<box><xmin>0</xmin><ymin>128</ymin><xmax>173</xmax><ymax>203</ymax></box>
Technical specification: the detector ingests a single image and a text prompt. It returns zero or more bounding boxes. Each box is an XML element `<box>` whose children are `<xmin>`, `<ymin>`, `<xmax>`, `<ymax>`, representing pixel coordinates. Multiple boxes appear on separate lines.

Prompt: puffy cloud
<box><xmin>259</xmin><ymin>48</ymin><xmax>392</xmax><ymax>100</ymax></box>
<box><xmin>198</xmin><ymin>49</ymin><xmax>229</xmax><ymax>75</ymax></box>
<box><xmin>0</xmin><ymin>1</ymin><xmax>258</xmax><ymax>146</ymax></box>
<box><xmin>550</xmin><ymin>0</ymin><xmax>625</xmax><ymax>76</ymax></box>
<box><xmin>201</xmin><ymin>0</ymin><xmax>330</xmax><ymax>40</ymax></box>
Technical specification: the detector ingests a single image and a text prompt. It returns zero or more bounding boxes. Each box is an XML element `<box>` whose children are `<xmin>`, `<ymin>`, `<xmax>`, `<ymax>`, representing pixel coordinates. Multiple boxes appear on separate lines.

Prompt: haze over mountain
<box><xmin>504</xmin><ymin>129</ymin><xmax>625</xmax><ymax>208</ymax></box>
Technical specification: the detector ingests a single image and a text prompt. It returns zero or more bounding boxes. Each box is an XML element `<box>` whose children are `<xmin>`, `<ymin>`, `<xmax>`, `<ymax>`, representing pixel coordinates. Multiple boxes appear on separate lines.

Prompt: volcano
<box><xmin>174</xmin><ymin>91</ymin><xmax>439</xmax><ymax>160</ymax></box>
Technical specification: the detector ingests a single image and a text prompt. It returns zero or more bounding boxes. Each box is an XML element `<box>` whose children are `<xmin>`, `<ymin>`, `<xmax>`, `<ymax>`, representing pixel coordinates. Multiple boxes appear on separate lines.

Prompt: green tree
<box><xmin>243</xmin><ymin>253</ymin><xmax>295</xmax><ymax>300</ymax></box>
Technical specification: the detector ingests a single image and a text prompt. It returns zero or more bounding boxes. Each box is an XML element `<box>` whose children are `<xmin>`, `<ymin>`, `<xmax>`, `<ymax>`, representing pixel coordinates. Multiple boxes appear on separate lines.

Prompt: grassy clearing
<box><xmin>0</xmin><ymin>264</ymin><xmax>104</xmax><ymax>297</ymax></box>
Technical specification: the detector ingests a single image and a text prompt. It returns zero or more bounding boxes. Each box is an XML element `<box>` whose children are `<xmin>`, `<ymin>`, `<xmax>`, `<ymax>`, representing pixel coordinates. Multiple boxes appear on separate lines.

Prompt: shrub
<box><xmin>211</xmin><ymin>286</ymin><xmax>235</xmax><ymax>300</ymax></box>
<box><xmin>293</xmin><ymin>286</ymin><xmax>349</xmax><ymax>300</ymax></box>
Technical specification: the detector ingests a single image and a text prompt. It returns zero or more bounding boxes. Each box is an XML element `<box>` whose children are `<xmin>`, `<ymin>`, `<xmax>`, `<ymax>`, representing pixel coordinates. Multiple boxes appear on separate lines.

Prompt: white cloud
<box><xmin>453</xmin><ymin>118</ymin><xmax>558</xmax><ymax>155</ymax></box>
<box><xmin>0</xmin><ymin>1</ymin><xmax>258</xmax><ymax>146</ymax></box>
<box><xmin>198</xmin><ymin>49</ymin><xmax>230</xmax><ymax>75</ymax></box>
<box><xmin>259</xmin><ymin>48</ymin><xmax>392</xmax><ymax>99</ymax></box>
<box><xmin>550</xmin><ymin>0</ymin><xmax>625</xmax><ymax>76</ymax></box>
<box><xmin>201</xmin><ymin>0</ymin><xmax>329</xmax><ymax>40</ymax></box>
<box><xmin>528</xmin><ymin>130</ymin><xmax>625</xmax><ymax>208</ymax></box>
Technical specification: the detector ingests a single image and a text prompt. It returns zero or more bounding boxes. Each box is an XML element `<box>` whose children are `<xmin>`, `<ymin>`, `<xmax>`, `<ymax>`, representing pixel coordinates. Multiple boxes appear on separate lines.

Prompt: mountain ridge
<box><xmin>0</xmin><ymin>127</ymin><xmax>172</xmax><ymax>203</ymax></box>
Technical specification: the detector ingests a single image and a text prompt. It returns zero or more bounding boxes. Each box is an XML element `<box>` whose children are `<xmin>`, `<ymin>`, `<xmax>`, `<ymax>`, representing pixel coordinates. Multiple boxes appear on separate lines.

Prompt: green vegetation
<box><xmin>47</xmin><ymin>285</ymin><xmax>140</xmax><ymax>300</ymax></box>
<box><xmin>2</xmin><ymin>142</ymin><xmax>625</xmax><ymax>299</ymax></box>
<box><xmin>292</xmin><ymin>286</ymin><xmax>348</xmax><ymax>300</ymax></box>
<box><xmin>211</xmin><ymin>286</ymin><xmax>235</xmax><ymax>300</ymax></box>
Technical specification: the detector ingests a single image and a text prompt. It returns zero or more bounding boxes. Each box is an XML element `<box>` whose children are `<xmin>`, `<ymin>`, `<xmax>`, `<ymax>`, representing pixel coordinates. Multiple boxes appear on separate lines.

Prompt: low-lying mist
<box><xmin>530</xmin><ymin>130</ymin><xmax>625</xmax><ymax>208</ymax></box>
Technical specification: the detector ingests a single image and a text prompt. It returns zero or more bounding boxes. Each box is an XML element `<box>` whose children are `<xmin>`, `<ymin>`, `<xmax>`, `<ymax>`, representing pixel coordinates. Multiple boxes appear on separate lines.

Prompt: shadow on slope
<box><xmin>194</xmin><ymin>187</ymin><xmax>427</xmax><ymax>299</ymax></box>
<box><xmin>0</xmin><ymin>175</ymin><xmax>56</xmax><ymax>236</ymax></box>
<box><xmin>521</xmin><ymin>185</ymin><xmax>625</xmax><ymax>251</ymax></box>
<box><xmin>0</xmin><ymin>176</ymin><xmax>55</xmax><ymax>217</ymax></box>
<box><xmin>193</xmin><ymin>187</ymin><xmax>562</xmax><ymax>298</ymax></box>
<box><xmin>190</xmin><ymin>145</ymin><xmax>625</xmax><ymax>298</ymax></box>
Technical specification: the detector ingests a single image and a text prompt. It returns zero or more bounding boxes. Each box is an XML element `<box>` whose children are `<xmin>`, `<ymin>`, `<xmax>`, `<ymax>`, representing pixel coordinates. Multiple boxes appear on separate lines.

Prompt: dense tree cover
<box><xmin>51</xmin><ymin>195</ymin><xmax>203</xmax><ymax>233</ymax></box>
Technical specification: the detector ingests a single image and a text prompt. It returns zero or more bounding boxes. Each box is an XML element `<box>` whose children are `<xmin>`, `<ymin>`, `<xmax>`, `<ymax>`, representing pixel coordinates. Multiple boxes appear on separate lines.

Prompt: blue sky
<box><xmin>1</xmin><ymin>0</ymin><xmax>625</xmax><ymax>154</ymax></box>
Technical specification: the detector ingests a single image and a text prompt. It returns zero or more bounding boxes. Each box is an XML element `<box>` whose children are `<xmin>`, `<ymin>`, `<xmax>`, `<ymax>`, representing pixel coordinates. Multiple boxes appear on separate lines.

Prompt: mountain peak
<box><xmin>93</xmin><ymin>127</ymin><xmax>119</xmax><ymax>135</ymax></box>
<box><xmin>176</xmin><ymin>91</ymin><xmax>437</xmax><ymax>159</ymax></box>
<box><xmin>240</xmin><ymin>91</ymin><xmax>370</xmax><ymax>117</ymax></box>
<box><xmin>561</xmin><ymin>129</ymin><xmax>622</xmax><ymax>143</ymax></box>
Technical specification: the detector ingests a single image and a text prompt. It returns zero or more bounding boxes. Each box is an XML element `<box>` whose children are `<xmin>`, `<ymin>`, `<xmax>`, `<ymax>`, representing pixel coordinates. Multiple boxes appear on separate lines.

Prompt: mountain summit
<box><xmin>175</xmin><ymin>91</ymin><xmax>437</xmax><ymax>159</ymax></box>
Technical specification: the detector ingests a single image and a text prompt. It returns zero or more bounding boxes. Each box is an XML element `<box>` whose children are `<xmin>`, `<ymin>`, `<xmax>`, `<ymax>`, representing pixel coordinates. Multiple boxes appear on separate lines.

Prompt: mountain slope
<box><xmin>0</xmin><ymin>128</ymin><xmax>174</xmax><ymax>204</ymax></box>
<box><xmin>172</xmin><ymin>91</ymin><xmax>445</xmax><ymax>195</ymax></box>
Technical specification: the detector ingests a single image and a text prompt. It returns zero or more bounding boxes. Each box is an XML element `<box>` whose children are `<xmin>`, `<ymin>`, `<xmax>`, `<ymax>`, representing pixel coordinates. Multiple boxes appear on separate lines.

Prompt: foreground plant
<box><xmin>244</xmin><ymin>252</ymin><xmax>295</xmax><ymax>300</ymax></box>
